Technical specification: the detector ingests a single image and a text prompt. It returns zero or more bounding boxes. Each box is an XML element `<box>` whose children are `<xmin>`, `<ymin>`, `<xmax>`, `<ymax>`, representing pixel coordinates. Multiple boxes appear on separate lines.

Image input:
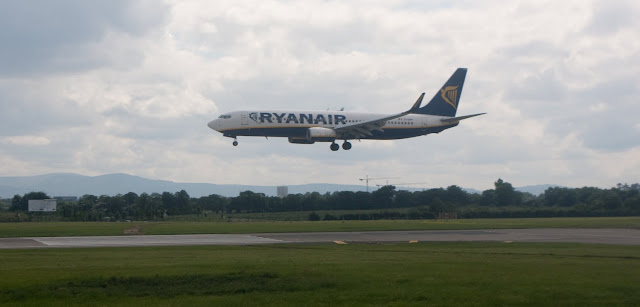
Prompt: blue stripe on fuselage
<box><xmin>220</xmin><ymin>125</ymin><xmax>457</xmax><ymax>140</ymax></box>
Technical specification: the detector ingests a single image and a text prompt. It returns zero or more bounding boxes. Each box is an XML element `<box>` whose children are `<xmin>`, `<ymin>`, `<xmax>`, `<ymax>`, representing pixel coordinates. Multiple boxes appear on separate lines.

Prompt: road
<box><xmin>1</xmin><ymin>228</ymin><xmax>639</xmax><ymax>249</ymax></box>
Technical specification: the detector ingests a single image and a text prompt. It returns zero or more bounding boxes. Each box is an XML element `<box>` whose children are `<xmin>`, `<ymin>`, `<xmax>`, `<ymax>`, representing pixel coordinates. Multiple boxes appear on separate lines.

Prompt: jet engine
<box><xmin>306</xmin><ymin>127</ymin><xmax>337</xmax><ymax>142</ymax></box>
<box><xmin>288</xmin><ymin>137</ymin><xmax>315</xmax><ymax>144</ymax></box>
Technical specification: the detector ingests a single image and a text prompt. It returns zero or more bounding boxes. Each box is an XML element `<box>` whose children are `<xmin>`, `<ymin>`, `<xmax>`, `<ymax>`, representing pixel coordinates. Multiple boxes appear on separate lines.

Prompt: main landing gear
<box><xmin>330</xmin><ymin>141</ymin><xmax>352</xmax><ymax>151</ymax></box>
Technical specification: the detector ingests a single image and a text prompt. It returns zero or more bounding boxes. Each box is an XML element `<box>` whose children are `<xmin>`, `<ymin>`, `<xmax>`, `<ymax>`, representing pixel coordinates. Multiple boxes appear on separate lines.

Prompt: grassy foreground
<box><xmin>1</xmin><ymin>242</ymin><xmax>639</xmax><ymax>306</ymax></box>
<box><xmin>0</xmin><ymin>216</ymin><xmax>639</xmax><ymax>237</ymax></box>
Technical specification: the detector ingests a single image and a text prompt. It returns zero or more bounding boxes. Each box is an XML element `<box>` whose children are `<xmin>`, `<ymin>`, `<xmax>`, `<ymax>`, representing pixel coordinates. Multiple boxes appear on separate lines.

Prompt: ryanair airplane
<box><xmin>207</xmin><ymin>68</ymin><xmax>484</xmax><ymax>151</ymax></box>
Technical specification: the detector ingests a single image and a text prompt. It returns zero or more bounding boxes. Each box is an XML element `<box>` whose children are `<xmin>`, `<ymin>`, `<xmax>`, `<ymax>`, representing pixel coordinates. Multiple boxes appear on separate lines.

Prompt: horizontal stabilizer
<box><xmin>440</xmin><ymin>113</ymin><xmax>486</xmax><ymax>123</ymax></box>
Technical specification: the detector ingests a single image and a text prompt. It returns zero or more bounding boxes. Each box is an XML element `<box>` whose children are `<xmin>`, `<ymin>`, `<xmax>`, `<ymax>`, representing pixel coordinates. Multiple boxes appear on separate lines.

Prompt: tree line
<box><xmin>1</xmin><ymin>179</ymin><xmax>639</xmax><ymax>222</ymax></box>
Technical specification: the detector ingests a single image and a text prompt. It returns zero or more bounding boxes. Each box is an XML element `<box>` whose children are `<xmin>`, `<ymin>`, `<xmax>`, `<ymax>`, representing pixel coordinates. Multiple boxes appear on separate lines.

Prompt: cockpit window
<box><xmin>218</xmin><ymin>115</ymin><xmax>232</xmax><ymax>119</ymax></box>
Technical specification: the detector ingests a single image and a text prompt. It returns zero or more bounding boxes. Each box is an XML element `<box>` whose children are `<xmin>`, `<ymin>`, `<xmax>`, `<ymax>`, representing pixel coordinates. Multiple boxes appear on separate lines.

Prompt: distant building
<box><xmin>277</xmin><ymin>186</ymin><xmax>288</xmax><ymax>198</ymax></box>
<box><xmin>616</xmin><ymin>183</ymin><xmax>640</xmax><ymax>191</ymax></box>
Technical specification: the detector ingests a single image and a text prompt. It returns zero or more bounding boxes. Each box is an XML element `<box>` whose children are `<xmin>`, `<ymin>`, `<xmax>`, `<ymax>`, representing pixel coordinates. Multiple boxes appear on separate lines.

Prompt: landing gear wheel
<box><xmin>232</xmin><ymin>139</ymin><xmax>238</xmax><ymax>146</ymax></box>
<box><xmin>330</xmin><ymin>143</ymin><xmax>340</xmax><ymax>151</ymax></box>
<box><xmin>342</xmin><ymin>141</ymin><xmax>352</xmax><ymax>150</ymax></box>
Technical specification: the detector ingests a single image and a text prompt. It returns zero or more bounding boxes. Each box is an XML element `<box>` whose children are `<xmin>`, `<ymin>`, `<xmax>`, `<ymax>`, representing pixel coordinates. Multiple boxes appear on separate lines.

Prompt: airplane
<box><xmin>207</xmin><ymin>68</ymin><xmax>485</xmax><ymax>151</ymax></box>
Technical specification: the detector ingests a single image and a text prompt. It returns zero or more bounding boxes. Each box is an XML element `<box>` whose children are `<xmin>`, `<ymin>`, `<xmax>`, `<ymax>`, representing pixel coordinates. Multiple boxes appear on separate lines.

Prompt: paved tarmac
<box><xmin>1</xmin><ymin>228</ymin><xmax>639</xmax><ymax>249</ymax></box>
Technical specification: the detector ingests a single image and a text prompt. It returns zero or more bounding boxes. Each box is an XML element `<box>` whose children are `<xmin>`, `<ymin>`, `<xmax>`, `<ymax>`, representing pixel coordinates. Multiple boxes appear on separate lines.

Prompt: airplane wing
<box><xmin>334</xmin><ymin>93</ymin><xmax>425</xmax><ymax>139</ymax></box>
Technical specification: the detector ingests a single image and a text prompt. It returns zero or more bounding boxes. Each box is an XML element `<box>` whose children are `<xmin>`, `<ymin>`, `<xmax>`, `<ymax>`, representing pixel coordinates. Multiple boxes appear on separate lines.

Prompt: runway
<box><xmin>1</xmin><ymin>228</ymin><xmax>639</xmax><ymax>249</ymax></box>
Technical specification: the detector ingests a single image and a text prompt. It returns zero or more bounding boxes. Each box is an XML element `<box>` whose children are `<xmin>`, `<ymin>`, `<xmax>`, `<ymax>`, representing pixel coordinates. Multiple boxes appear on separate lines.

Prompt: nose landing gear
<box><xmin>232</xmin><ymin>137</ymin><xmax>238</xmax><ymax>146</ymax></box>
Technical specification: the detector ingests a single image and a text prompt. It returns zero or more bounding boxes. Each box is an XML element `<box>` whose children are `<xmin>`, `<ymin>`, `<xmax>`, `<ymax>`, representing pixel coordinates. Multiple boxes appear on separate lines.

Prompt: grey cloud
<box><xmin>0</xmin><ymin>82</ymin><xmax>92</xmax><ymax>136</ymax></box>
<box><xmin>580</xmin><ymin>114</ymin><xmax>639</xmax><ymax>151</ymax></box>
<box><xmin>541</xmin><ymin>74</ymin><xmax>640</xmax><ymax>151</ymax></box>
<box><xmin>509</xmin><ymin>67</ymin><xmax>639</xmax><ymax>151</ymax></box>
<box><xmin>586</xmin><ymin>0</ymin><xmax>637</xmax><ymax>36</ymax></box>
<box><xmin>288</xmin><ymin>22</ymin><xmax>380</xmax><ymax>54</ymax></box>
<box><xmin>501</xmin><ymin>41</ymin><xmax>569</xmax><ymax>60</ymax></box>
<box><xmin>212</xmin><ymin>72</ymin><xmax>404</xmax><ymax>113</ymax></box>
<box><xmin>0</xmin><ymin>0</ymin><xmax>168</xmax><ymax>76</ymax></box>
<box><xmin>192</xmin><ymin>8</ymin><xmax>436</xmax><ymax>66</ymax></box>
<box><xmin>102</xmin><ymin>107</ymin><xmax>212</xmax><ymax>141</ymax></box>
<box><xmin>572</xmin><ymin>78</ymin><xmax>640</xmax><ymax>151</ymax></box>
<box><xmin>575</xmin><ymin>76</ymin><xmax>638</xmax><ymax>103</ymax></box>
<box><xmin>172</xmin><ymin>19</ymin><xmax>241</xmax><ymax>59</ymax></box>
<box><xmin>506</xmin><ymin>69</ymin><xmax>568</xmax><ymax>102</ymax></box>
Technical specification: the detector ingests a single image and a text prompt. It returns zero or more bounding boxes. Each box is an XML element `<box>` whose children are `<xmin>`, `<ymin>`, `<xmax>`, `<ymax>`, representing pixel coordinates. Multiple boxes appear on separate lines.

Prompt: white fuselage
<box><xmin>207</xmin><ymin>110</ymin><xmax>457</xmax><ymax>141</ymax></box>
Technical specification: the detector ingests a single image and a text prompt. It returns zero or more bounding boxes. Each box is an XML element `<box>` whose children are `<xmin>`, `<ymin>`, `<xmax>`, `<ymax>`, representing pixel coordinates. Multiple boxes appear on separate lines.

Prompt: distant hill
<box><xmin>515</xmin><ymin>184</ymin><xmax>563</xmax><ymax>195</ymax></box>
<box><xmin>0</xmin><ymin>173</ymin><xmax>561</xmax><ymax>198</ymax></box>
<box><xmin>0</xmin><ymin>173</ymin><xmax>372</xmax><ymax>198</ymax></box>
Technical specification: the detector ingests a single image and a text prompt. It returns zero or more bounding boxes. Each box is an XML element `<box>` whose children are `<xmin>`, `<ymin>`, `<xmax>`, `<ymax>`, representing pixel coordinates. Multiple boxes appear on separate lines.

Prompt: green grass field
<box><xmin>1</xmin><ymin>242</ymin><xmax>639</xmax><ymax>306</ymax></box>
<box><xmin>0</xmin><ymin>216</ymin><xmax>639</xmax><ymax>237</ymax></box>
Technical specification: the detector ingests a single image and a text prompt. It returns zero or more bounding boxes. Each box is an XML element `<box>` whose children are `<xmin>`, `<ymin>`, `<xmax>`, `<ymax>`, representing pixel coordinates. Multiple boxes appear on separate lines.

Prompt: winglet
<box><xmin>409</xmin><ymin>93</ymin><xmax>425</xmax><ymax>113</ymax></box>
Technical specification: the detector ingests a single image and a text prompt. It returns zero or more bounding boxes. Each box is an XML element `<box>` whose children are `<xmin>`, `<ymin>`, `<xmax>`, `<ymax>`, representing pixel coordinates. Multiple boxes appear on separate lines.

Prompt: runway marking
<box><xmin>409</xmin><ymin>240</ymin><xmax>418</xmax><ymax>243</ymax></box>
<box><xmin>28</xmin><ymin>234</ymin><xmax>285</xmax><ymax>248</ymax></box>
<box><xmin>334</xmin><ymin>240</ymin><xmax>348</xmax><ymax>245</ymax></box>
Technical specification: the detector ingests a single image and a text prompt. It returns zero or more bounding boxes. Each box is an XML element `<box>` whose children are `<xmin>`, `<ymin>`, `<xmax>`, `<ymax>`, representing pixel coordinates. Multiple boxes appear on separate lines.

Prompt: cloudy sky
<box><xmin>1</xmin><ymin>0</ymin><xmax>638</xmax><ymax>191</ymax></box>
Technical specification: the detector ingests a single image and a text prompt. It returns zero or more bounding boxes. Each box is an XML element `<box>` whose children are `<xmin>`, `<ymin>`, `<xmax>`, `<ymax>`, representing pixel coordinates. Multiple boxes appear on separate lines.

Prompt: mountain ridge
<box><xmin>0</xmin><ymin>173</ymin><xmax>561</xmax><ymax>198</ymax></box>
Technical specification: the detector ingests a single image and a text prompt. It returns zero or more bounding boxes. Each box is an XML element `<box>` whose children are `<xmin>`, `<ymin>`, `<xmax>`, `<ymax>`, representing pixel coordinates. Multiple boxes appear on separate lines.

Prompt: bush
<box><xmin>308</xmin><ymin>212</ymin><xmax>321</xmax><ymax>221</ymax></box>
<box><xmin>323</xmin><ymin>214</ymin><xmax>338</xmax><ymax>221</ymax></box>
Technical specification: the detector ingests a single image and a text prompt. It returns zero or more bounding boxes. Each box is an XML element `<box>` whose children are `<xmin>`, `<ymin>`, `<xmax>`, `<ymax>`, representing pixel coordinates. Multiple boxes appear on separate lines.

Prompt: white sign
<box><xmin>28</xmin><ymin>199</ymin><xmax>57</xmax><ymax>212</ymax></box>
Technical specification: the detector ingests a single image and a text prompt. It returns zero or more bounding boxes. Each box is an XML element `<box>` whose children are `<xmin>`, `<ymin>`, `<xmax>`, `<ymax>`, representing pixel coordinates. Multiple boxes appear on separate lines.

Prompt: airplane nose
<box><xmin>207</xmin><ymin>119</ymin><xmax>218</xmax><ymax>130</ymax></box>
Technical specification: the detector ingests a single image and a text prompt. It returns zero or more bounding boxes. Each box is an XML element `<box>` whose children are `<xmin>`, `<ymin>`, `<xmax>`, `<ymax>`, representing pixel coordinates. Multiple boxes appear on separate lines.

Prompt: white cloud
<box><xmin>2</xmin><ymin>136</ymin><xmax>51</xmax><ymax>146</ymax></box>
<box><xmin>588</xmin><ymin>103</ymin><xmax>608</xmax><ymax>112</ymax></box>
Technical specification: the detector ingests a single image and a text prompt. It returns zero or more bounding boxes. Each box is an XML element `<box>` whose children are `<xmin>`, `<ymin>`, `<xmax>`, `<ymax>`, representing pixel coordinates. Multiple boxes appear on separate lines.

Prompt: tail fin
<box><xmin>417</xmin><ymin>68</ymin><xmax>467</xmax><ymax>117</ymax></box>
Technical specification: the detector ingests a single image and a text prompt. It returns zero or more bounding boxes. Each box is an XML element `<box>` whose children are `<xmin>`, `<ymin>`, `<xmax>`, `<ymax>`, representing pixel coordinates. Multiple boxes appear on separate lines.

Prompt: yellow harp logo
<box><xmin>440</xmin><ymin>85</ymin><xmax>459</xmax><ymax>109</ymax></box>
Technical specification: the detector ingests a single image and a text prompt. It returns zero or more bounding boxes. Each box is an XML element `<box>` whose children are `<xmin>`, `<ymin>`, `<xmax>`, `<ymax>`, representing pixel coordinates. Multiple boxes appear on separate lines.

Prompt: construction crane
<box><xmin>359</xmin><ymin>175</ymin><xmax>399</xmax><ymax>192</ymax></box>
